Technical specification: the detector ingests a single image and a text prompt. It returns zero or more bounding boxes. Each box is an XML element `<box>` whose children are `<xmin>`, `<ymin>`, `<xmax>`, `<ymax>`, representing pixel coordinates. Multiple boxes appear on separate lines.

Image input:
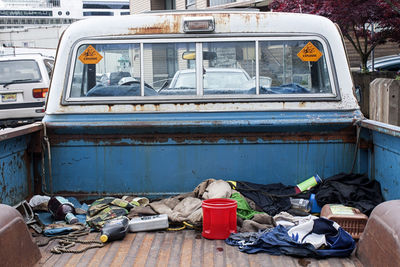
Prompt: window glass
<box><xmin>145</xmin><ymin>42</ymin><xmax>196</xmax><ymax>96</ymax></box>
<box><xmin>70</xmin><ymin>43</ymin><xmax>146</xmax><ymax>97</ymax></box>
<box><xmin>209</xmin><ymin>0</ymin><xmax>235</xmax><ymax>7</ymax></box>
<box><xmin>259</xmin><ymin>40</ymin><xmax>332</xmax><ymax>94</ymax></box>
<box><xmin>0</xmin><ymin>60</ymin><xmax>42</xmax><ymax>84</ymax></box>
<box><xmin>201</xmin><ymin>41</ymin><xmax>255</xmax><ymax>95</ymax></box>
<box><xmin>68</xmin><ymin>39</ymin><xmax>334</xmax><ymax>100</ymax></box>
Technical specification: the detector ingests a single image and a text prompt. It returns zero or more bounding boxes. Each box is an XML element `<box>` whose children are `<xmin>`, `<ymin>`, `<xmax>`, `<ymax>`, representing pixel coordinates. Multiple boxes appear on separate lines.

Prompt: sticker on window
<box><xmin>297</xmin><ymin>42</ymin><xmax>323</xmax><ymax>62</ymax></box>
<box><xmin>78</xmin><ymin>45</ymin><xmax>103</xmax><ymax>64</ymax></box>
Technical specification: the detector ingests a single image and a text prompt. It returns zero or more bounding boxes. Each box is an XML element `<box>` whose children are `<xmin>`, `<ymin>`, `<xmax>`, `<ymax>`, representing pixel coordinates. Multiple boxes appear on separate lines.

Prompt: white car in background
<box><xmin>0</xmin><ymin>54</ymin><xmax>54</xmax><ymax>127</ymax></box>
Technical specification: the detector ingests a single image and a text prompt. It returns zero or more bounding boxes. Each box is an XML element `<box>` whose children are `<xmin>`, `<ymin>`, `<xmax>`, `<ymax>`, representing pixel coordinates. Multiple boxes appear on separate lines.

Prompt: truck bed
<box><xmin>34</xmin><ymin>230</ymin><xmax>362</xmax><ymax>267</ymax></box>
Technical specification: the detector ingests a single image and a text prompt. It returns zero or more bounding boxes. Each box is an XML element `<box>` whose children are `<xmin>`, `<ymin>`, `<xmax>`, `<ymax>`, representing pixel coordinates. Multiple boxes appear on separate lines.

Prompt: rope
<box><xmin>37</xmin><ymin>224</ymin><xmax>105</xmax><ymax>254</ymax></box>
<box><xmin>166</xmin><ymin>221</ymin><xmax>202</xmax><ymax>231</ymax></box>
<box><xmin>43</xmin><ymin>122</ymin><xmax>53</xmax><ymax>195</ymax></box>
<box><xmin>51</xmin><ymin>238</ymin><xmax>105</xmax><ymax>254</ymax></box>
<box><xmin>349</xmin><ymin>121</ymin><xmax>361</xmax><ymax>174</ymax></box>
<box><xmin>167</xmin><ymin>224</ymin><xmax>186</xmax><ymax>231</ymax></box>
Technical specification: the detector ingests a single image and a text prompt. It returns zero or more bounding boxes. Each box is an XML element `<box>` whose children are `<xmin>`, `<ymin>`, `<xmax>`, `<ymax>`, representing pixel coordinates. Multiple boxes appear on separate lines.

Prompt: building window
<box><xmin>209</xmin><ymin>0</ymin><xmax>235</xmax><ymax>7</ymax></box>
<box><xmin>83</xmin><ymin>11</ymin><xmax>114</xmax><ymax>16</ymax></box>
<box><xmin>186</xmin><ymin>0</ymin><xmax>196</xmax><ymax>9</ymax></box>
<box><xmin>82</xmin><ymin>3</ymin><xmax>129</xmax><ymax>9</ymax></box>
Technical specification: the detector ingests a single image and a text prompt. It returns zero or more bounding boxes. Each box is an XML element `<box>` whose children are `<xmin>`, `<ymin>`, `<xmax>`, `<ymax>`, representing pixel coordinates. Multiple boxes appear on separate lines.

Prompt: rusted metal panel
<box><xmin>36</xmin><ymin>230</ymin><xmax>361</xmax><ymax>267</ymax></box>
<box><xmin>361</xmin><ymin>119</ymin><xmax>400</xmax><ymax>138</ymax></box>
<box><xmin>0</xmin><ymin>204</ymin><xmax>41</xmax><ymax>266</ymax></box>
<box><xmin>0</xmin><ymin>122</ymin><xmax>42</xmax><ymax>205</ymax></box>
<box><xmin>42</xmin><ymin>111</ymin><xmax>362</xmax><ymax>197</ymax></box>
<box><xmin>0</xmin><ymin>122</ymin><xmax>42</xmax><ymax>142</ymax></box>
<box><xmin>361</xmin><ymin>119</ymin><xmax>400</xmax><ymax>200</ymax></box>
<box><xmin>357</xmin><ymin>200</ymin><xmax>400</xmax><ymax>267</ymax></box>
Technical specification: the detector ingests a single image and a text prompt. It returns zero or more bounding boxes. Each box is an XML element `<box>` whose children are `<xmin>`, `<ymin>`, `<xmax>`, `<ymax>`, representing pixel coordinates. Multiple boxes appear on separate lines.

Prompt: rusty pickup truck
<box><xmin>1</xmin><ymin>10</ymin><xmax>399</xmax><ymax>267</ymax></box>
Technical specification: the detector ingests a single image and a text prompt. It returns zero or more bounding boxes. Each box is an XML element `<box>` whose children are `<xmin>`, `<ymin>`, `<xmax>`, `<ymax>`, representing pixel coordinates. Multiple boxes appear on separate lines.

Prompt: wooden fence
<box><xmin>369</xmin><ymin>78</ymin><xmax>400</xmax><ymax>126</ymax></box>
<box><xmin>352</xmin><ymin>72</ymin><xmax>397</xmax><ymax>119</ymax></box>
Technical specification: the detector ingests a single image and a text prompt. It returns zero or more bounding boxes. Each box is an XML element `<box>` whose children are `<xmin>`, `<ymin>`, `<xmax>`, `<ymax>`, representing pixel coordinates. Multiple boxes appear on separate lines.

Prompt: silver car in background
<box><xmin>0</xmin><ymin>54</ymin><xmax>54</xmax><ymax>127</ymax></box>
<box><xmin>367</xmin><ymin>54</ymin><xmax>400</xmax><ymax>72</ymax></box>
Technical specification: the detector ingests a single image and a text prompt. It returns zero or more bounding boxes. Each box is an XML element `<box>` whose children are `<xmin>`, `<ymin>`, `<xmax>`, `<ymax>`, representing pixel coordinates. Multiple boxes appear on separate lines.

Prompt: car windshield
<box><xmin>0</xmin><ymin>60</ymin><xmax>42</xmax><ymax>84</ymax></box>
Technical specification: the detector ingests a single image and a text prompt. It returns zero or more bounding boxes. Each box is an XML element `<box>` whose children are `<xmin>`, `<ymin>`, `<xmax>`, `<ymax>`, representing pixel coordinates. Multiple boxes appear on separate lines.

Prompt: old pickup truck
<box><xmin>1</xmin><ymin>10</ymin><xmax>399</xmax><ymax>267</ymax></box>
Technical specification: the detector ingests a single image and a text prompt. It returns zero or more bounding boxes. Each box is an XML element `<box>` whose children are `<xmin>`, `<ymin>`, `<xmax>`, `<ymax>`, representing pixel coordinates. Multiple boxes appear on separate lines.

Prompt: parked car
<box><xmin>367</xmin><ymin>54</ymin><xmax>400</xmax><ymax>72</ymax></box>
<box><xmin>0</xmin><ymin>53</ymin><xmax>54</xmax><ymax>127</ymax></box>
<box><xmin>160</xmin><ymin>68</ymin><xmax>256</xmax><ymax>95</ymax></box>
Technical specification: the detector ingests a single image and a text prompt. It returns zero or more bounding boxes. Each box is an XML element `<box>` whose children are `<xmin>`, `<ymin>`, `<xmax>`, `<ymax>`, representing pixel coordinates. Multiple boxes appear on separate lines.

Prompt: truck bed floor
<box><xmin>34</xmin><ymin>230</ymin><xmax>362</xmax><ymax>267</ymax></box>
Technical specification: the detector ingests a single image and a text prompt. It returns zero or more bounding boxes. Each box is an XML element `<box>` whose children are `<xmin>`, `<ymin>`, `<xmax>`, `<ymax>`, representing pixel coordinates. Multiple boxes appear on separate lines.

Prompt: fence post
<box><xmin>370</xmin><ymin>78</ymin><xmax>400</xmax><ymax>126</ymax></box>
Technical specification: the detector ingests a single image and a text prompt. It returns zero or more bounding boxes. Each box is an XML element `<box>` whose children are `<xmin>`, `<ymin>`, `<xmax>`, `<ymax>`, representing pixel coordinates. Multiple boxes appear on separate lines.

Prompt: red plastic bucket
<box><xmin>202</xmin><ymin>198</ymin><xmax>237</xmax><ymax>239</ymax></box>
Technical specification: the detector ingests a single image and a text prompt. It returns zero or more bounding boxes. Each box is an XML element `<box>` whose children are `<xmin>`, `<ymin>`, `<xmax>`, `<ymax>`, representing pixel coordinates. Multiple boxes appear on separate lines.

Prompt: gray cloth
<box><xmin>150</xmin><ymin>196</ymin><xmax>203</xmax><ymax>224</ymax></box>
<box><xmin>238</xmin><ymin>213</ymin><xmax>275</xmax><ymax>233</ymax></box>
<box><xmin>127</xmin><ymin>205</ymin><xmax>157</xmax><ymax>219</ymax></box>
<box><xmin>149</xmin><ymin>179</ymin><xmax>232</xmax><ymax>224</ymax></box>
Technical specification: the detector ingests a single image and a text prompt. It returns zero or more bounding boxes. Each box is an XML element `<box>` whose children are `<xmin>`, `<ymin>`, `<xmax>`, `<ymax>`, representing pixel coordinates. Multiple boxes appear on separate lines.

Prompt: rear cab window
<box><xmin>65</xmin><ymin>37</ymin><xmax>337</xmax><ymax>103</ymax></box>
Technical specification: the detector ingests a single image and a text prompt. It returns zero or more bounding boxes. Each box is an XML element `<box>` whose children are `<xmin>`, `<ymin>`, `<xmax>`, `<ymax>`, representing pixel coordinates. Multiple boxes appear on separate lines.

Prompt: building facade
<box><xmin>130</xmin><ymin>0</ymin><xmax>270</xmax><ymax>14</ymax></box>
<box><xmin>0</xmin><ymin>0</ymin><xmax>130</xmax><ymax>48</ymax></box>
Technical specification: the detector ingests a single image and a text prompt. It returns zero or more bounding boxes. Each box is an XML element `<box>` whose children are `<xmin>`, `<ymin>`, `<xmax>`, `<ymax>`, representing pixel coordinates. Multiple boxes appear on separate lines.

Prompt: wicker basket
<box><xmin>320</xmin><ymin>204</ymin><xmax>368</xmax><ymax>239</ymax></box>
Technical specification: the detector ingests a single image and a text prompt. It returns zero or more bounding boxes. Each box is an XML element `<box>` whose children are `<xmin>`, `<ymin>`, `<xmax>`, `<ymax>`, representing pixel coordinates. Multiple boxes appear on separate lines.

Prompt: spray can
<box><xmin>295</xmin><ymin>174</ymin><xmax>322</xmax><ymax>193</ymax></box>
<box><xmin>100</xmin><ymin>216</ymin><xmax>129</xmax><ymax>243</ymax></box>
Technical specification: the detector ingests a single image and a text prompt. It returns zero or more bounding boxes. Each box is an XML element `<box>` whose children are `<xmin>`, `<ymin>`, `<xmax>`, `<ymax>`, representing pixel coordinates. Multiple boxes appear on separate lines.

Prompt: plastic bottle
<box><xmin>100</xmin><ymin>216</ymin><xmax>129</xmax><ymax>243</ymax></box>
<box><xmin>48</xmin><ymin>196</ymin><xmax>79</xmax><ymax>224</ymax></box>
<box><xmin>295</xmin><ymin>174</ymin><xmax>322</xmax><ymax>193</ymax></box>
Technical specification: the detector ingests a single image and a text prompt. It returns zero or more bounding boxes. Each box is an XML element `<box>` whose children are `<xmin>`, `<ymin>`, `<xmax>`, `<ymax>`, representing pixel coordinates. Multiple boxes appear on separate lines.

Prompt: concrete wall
<box><xmin>370</xmin><ymin>78</ymin><xmax>400</xmax><ymax>126</ymax></box>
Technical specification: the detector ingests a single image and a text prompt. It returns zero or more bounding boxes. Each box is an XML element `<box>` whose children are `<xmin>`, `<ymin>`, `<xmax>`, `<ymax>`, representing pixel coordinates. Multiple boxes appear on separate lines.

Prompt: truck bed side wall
<box><xmin>362</xmin><ymin>120</ymin><xmax>400</xmax><ymax>200</ymax></box>
<box><xmin>0</xmin><ymin>123</ymin><xmax>42</xmax><ymax>205</ymax></box>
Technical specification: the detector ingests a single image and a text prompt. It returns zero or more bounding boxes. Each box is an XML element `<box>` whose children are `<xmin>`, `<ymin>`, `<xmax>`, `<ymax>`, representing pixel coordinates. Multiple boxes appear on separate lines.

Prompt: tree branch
<box><xmin>384</xmin><ymin>0</ymin><xmax>400</xmax><ymax>15</ymax></box>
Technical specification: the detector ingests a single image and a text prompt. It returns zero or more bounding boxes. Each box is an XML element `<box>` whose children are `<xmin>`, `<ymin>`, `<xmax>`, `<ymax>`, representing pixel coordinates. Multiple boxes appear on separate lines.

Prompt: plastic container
<box><xmin>129</xmin><ymin>214</ymin><xmax>169</xmax><ymax>232</ymax></box>
<box><xmin>320</xmin><ymin>204</ymin><xmax>368</xmax><ymax>239</ymax></box>
<box><xmin>295</xmin><ymin>174</ymin><xmax>322</xmax><ymax>193</ymax></box>
<box><xmin>100</xmin><ymin>216</ymin><xmax>129</xmax><ymax>243</ymax></box>
<box><xmin>290</xmin><ymin>198</ymin><xmax>311</xmax><ymax>212</ymax></box>
<box><xmin>202</xmin><ymin>198</ymin><xmax>237</xmax><ymax>240</ymax></box>
<box><xmin>309</xmin><ymin>193</ymin><xmax>322</xmax><ymax>214</ymax></box>
<box><xmin>48</xmin><ymin>196</ymin><xmax>78</xmax><ymax>224</ymax></box>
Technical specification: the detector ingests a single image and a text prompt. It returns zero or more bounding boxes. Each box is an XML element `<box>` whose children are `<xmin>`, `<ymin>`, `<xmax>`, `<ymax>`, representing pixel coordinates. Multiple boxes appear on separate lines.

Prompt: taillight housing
<box><xmin>32</xmin><ymin>88</ymin><xmax>48</xmax><ymax>98</ymax></box>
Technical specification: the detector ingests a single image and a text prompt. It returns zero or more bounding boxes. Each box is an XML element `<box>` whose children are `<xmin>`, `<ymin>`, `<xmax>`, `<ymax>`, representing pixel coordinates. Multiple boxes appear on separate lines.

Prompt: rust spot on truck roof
<box><xmin>128</xmin><ymin>17</ymin><xmax>181</xmax><ymax>34</ymax></box>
